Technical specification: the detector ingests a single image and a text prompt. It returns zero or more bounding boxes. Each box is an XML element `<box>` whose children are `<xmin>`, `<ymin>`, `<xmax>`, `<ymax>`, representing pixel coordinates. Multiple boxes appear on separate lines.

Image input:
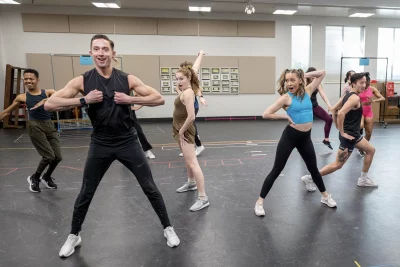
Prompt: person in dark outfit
<box><xmin>130</xmin><ymin>103</ymin><xmax>155</xmax><ymax>159</ymax></box>
<box><xmin>301</xmin><ymin>72</ymin><xmax>378</xmax><ymax>191</ymax></box>
<box><xmin>0</xmin><ymin>69</ymin><xmax>61</xmax><ymax>192</ymax></box>
<box><xmin>43</xmin><ymin>35</ymin><xmax>180</xmax><ymax>257</ymax></box>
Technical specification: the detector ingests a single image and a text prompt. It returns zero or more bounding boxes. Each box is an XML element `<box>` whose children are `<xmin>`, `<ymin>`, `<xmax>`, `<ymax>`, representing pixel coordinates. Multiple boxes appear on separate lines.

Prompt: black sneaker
<box><xmin>27</xmin><ymin>175</ymin><xmax>41</xmax><ymax>193</ymax></box>
<box><xmin>41</xmin><ymin>176</ymin><xmax>58</xmax><ymax>189</ymax></box>
<box><xmin>322</xmin><ymin>140</ymin><xmax>333</xmax><ymax>150</ymax></box>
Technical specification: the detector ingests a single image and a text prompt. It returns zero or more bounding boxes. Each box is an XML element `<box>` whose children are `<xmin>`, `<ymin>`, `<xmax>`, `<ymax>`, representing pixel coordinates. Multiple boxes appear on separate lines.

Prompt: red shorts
<box><xmin>362</xmin><ymin>105</ymin><xmax>373</xmax><ymax>118</ymax></box>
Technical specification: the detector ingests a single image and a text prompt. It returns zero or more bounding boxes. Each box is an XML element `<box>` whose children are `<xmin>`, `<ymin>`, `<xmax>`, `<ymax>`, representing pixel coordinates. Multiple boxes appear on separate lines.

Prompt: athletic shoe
<box><xmin>164</xmin><ymin>226</ymin><xmax>180</xmax><ymax>248</ymax></box>
<box><xmin>41</xmin><ymin>176</ymin><xmax>57</xmax><ymax>189</ymax></box>
<box><xmin>59</xmin><ymin>234</ymin><xmax>82</xmax><ymax>258</ymax></box>
<box><xmin>322</xmin><ymin>140</ymin><xmax>333</xmax><ymax>150</ymax></box>
<box><xmin>179</xmin><ymin>152</ymin><xmax>183</xmax><ymax>157</ymax></box>
<box><xmin>254</xmin><ymin>203</ymin><xmax>265</xmax><ymax>217</ymax></box>
<box><xmin>195</xmin><ymin>146</ymin><xmax>205</xmax><ymax>156</ymax></box>
<box><xmin>176</xmin><ymin>182</ymin><xmax>197</xmax><ymax>193</ymax></box>
<box><xmin>357</xmin><ymin>177</ymin><xmax>378</xmax><ymax>187</ymax></box>
<box><xmin>301</xmin><ymin>175</ymin><xmax>317</xmax><ymax>192</ymax></box>
<box><xmin>321</xmin><ymin>194</ymin><xmax>337</xmax><ymax>208</ymax></box>
<box><xmin>27</xmin><ymin>175</ymin><xmax>41</xmax><ymax>193</ymax></box>
<box><xmin>190</xmin><ymin>197</ymin><xmax>210</xmax><ymax>211</ymax></box>
<box><xmin>145</xmin><ymin>150</ymin><xmax>155</xmax><ymax>159</ymax></box>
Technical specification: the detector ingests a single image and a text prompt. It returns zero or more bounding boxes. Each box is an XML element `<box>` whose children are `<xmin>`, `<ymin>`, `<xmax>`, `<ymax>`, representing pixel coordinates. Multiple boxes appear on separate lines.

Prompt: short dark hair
<box><xmin>345</xmin><ymin>70</ymin><xmax>355</xmax><ymax>83</ymax></box>
<box><xmin>23</xmin><ymin>68</ymin><xmax>39</xmax><ymax>78</ymax></box>
<box><xmin>350</xmin><ymin>72</ymin><xmax>366</xmax><ymax>84</ymax></box>
<box><xmin>306</xmin><ymin>67</ymin><xmax>316</xmax><ymax>73</ymax></box>
<box><xmin>90</xmin><ymin>34</ymin><xmax>114</xmax><ymax>50</ymax></box>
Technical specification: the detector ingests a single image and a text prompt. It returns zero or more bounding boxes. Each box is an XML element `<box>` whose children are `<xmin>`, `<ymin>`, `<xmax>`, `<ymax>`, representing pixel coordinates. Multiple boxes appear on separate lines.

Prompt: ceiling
<box><xmin>8</xmin><ymin>0</ymin><xmax>400</xmax><ymax>18</ymax></box>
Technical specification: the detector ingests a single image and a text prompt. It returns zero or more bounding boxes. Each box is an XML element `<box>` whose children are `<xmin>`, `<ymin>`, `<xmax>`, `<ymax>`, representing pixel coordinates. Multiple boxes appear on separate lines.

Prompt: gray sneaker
<box><xmin>190</xmin><ymin>197</ymin><xmax>210</xmax><ymax>211</ymax></box>
<box><xmin>321</xmin><ymin>194</ymin><xmax>337</xmax><ymax>208</ymax></box>
<box><xmin>301</xmin><ymin>175</ymin><xmax>317</xmax><ymax>192</ymax></box>
<box><xmin>357</xmin><ymin>177</ymin><xmax>378</xmax><ymax>187</ymax></box>
<box><xmin>176</xmin><ymin>182</ymin><xmax>197</xmax><ymax>193</ymax></box>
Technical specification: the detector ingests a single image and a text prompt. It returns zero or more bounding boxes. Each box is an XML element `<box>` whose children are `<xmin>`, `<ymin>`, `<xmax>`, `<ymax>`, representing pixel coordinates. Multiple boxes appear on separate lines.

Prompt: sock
<box><xmin>198</xmin><ymin>191</ymin><xmax>207</xmax><ymax>199</ymax></box>
<box><xmin>361</xmin><ymin>172</ymin><xmax>368</xmax><ymax>178</ymax></box>
<box><xmin>188</xmin><ymin>177</ymin><xmax>195</xmax><ymax>183</ymax></box>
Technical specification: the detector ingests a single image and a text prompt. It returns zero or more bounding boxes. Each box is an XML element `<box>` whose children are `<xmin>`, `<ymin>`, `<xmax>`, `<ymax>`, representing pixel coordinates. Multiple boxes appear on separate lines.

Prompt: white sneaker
<box><xmin>254</xmin><ymin>203</ymin><xmax>265</xmax><ymax>217</ymax></box>
<box><xmin>195</xmin><ymin>146</ymin><xmax>205</xmax><ymax>156</ymax></box>
<box><xmin>145</xmin><ymin>150</ymin><xmax>155</xmax><ymax>159</ymax></box>
<box><xmin>321</xmin><ymin>194</ymin><xmax>337</xmax><ymax>208</ymax></box>
<box><xmin>176</xmin><ymin>181</ymin><xmax>197</xmax><ymax>193</ymax></box>
<box><xmin>301</xmin><ymin>175</ymin><xmax>317</xmax><ymax>192</ymax></box>
<box><xmin>164</xmin><ymin>226</ymin><xmax>180</xmax><ymax>248</ymax></box>
<box><xmin>179</xmin><ymin>152</ymin><xmax>183</xmax><ymax>157</ymax></box>
<box><xmin>190</xmin><ymin>197</ymin><xmax>210</xmax><ymax>211</ymax></box>
<box><xmin>59</xmin><ymin>234</ymin><xmax>82</xmax><ymax>258</ymax></box>
<box><xmin>357</xmin><ymin>177</ymin><xmax>378</xmax><ymax>187</ymax></box>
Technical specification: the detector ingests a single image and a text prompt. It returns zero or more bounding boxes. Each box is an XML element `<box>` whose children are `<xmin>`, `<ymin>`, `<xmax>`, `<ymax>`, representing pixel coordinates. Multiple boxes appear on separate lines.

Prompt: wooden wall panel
<box><xmin>157</xmin><ymin>18</ymin><xmax>198</xmax><ymax>36</ymax></box>
<box><xmin>198</xmin><ymin>20</ymin><xmax>237</xmax><ymax>37</ymax></box>
<box><xmin>122</xmin><ymin>55</ymin><xmax>160</xmax><ymax>91</ymax></box>
<box><xmin>22</xmin><ymin>13</ymin><xmax>69</xmax><ymax>33</ymax></box>
<box><xmin>115</xmin><ymin>17</ymin><xmax>157</xmax><ymax>35</ymax></box>
<box><xmin>25</xmin><ymin>54</ymin><xmax>54</xmax><ymax>89</ymax></box>
<box><xmin>237</xmin><ymin>21</ymin><xmax>275</xmax><ymax>37</ymax></box>
<box><xmin>69</xmin><ymin>15</ymin><xmax>114</xmax><ymax>34</ymax></box>
<box><xmin>239</xmin><ymin>56</ymin><xmax>275</xmax><ymax>94</ymax></box>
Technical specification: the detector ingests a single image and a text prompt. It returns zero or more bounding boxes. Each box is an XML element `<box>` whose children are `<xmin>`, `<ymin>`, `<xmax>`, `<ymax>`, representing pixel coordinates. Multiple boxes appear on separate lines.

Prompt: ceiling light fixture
<box><xmin>348</xmin><ymin>9</ymin><xmax>375</xmax><ymax>17</ymax></box>
<box><xmin>188</xmin><ymin>0</ymin><xmax>212</xmax><ymax>12</ymax></box>
<box><xmin>189</xmin><ymin>6</ymin><xmax>211</xmax><ymax>12</ymax></box>
<box><xmin>0</xmin><ymin>0</ymin><xmax>21</xmax><ymax>4</ymax></box>
<box><xmin>245</xmin><ymin>1</ymin><xmax>255</xmax><ymax>15</ymax></box>
<box><xmin>273</xmin><ymin>6</ymin><xmax>298</xmax><ymax>15</ymax></box>
<box><xmin>92</xmin><ymin>0</ymin><xmax>121</xmax><ymax>8</ymax></box>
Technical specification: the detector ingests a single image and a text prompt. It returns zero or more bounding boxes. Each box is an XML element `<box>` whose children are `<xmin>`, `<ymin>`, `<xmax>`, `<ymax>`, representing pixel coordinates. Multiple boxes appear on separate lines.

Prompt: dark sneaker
<box><xmin>27</xmin><ymin>175</ymin><xmax>41</xmax><ymax>193</ymax></box>
<box><xmin>322</xmin><ymin>140</ymin><xmax>333</xmax><ymax>150</ymax></box>
<box><xmin>41</xmin><ymin>176</ymin><xmax>58</xmax><ymax>189</ymax></box>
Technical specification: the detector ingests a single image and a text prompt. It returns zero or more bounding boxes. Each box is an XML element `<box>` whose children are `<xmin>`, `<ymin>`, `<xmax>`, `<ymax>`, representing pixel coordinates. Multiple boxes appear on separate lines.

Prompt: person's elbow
<box><xmin>154</xmin><ymin>94</ymin><xmax>165</xmax><ymax>106</ymax></box>
<box><xmin>44</xmin><ymin>101</ymin><xmax>56</xmax><ymax>111</ymax></box>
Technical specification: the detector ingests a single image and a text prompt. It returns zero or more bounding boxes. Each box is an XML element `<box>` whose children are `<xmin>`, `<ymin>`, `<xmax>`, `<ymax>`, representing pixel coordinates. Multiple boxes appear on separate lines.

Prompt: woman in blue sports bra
<box><xmin>254</xmin><ymin>68</ymin><xmax>337</xmax><ymax>217</ymax></box>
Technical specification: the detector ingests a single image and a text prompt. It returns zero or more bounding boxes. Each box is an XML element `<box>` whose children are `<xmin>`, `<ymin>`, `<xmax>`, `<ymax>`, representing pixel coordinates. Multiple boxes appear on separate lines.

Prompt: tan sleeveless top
<box><xmin>172</xmin><ymin>94</ymin><xmax>196</xmax><ymax>144</ymax></box>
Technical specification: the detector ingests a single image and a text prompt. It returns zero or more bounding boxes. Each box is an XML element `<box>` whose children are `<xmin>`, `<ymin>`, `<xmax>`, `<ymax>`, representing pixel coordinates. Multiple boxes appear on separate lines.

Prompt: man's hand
<box><xmin>198</xmin><ymin>50</ymin><xmax>207</xmax><ymax>56</ymax></box>
<box><xmin>30</xmin><ymin>99</ymin><xmax>47</xmax><ymax>110</ymax></box>
<box><xmin>85</xmin><ymin>89</ymin><xmax>103</xmax><ymax>104</ymax></box>
<box><xmin>114</xmin><ymin>92</ymin><xmax>132</xmax><ymax>105</ymax></box>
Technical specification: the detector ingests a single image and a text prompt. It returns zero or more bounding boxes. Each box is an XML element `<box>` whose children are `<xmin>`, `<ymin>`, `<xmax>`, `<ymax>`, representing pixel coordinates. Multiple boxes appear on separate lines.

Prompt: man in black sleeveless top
<box><xmin>0</xmin><ymin>69</ymin><xmax>61</xmax><ymax>192</ymax></box>
<box><xmin>44</xmin><ymin>35</ymin><xmax>180</xmax><ymax>257</ymax></box>
<box><xmin>301</xmin><ymin>73</ymin><xmax>378</xmax><ymax>193</ymax></box>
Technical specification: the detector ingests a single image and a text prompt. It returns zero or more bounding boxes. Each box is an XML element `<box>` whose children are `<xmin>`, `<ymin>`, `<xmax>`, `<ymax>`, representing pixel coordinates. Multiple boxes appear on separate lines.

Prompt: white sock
<box><xmin>198</xmin><ymin>193</ymin><xmax>207</xmax><ymax>200</ymax></box>
<box><xmin>188</xmin><ymin>177</ymin><xmax>195</xmax><ymax>183</ymax></box>
<box><xmin>361</xmin><ymin>172</ymin><xmax>368</xmax><ymax>178</ymax></box>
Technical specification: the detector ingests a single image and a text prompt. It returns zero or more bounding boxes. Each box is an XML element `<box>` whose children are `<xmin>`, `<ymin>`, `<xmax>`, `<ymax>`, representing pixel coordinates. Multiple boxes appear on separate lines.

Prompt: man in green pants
<box><xmin>0</xmin><ymin>69</ymin><xmax>62</xmax><ymax>192</ymax></box>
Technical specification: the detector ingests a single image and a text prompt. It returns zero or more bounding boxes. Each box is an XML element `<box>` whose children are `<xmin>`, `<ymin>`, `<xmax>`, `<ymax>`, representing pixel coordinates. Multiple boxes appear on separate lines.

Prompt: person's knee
<box><xmin>327</xmin><ymin>116</ymin><xmax>333</xmax><ymax>124</ymax></box>
<box><xmin>43</xmin><ymin>153</ymin><xmax>56</xmax><ymax>163</ymax></box>
<box><xmin>366</xmin><ymin>146</ymin><xmax>375</xmax><ymax>156</ymax></box>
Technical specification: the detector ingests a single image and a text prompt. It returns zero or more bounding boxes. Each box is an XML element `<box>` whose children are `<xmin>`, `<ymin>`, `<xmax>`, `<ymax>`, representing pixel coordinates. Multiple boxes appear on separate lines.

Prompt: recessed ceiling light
<box><xmin>0</xmin><ymin>0</ymin><xmax>21</xmax><ymax>4</ymax></box>
<box><xmin>273</xmin><ymin>10</ymin><xmax>297</xmax><ymax>15</ymax></box>
<box><xmin>189</xmin><ymin>6</ymin><xmax>211</xmax><ymax>12</ymax></box>
<box><xmin>349</xmin><ymin>9</ymin><xmax>375</xmax><ymax>17</ymax></box>
<box><xmin>92</xmin><ymin>1</ymin><xmax>121</xmax><ymax>8</ymax></box>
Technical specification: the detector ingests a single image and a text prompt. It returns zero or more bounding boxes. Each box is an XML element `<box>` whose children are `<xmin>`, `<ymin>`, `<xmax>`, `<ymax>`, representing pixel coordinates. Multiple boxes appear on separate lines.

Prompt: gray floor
<box><xmin>1</xmin><ymin>120</ymin><xmax>399</xmax><ymax>267</ymax></box>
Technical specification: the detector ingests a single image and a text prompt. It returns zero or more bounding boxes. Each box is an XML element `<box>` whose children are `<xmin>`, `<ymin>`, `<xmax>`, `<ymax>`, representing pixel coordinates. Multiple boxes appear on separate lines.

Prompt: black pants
<box><xmin>194</xmin><ymin>108</ymin><xmax>202</xmax><ymax>147</ymax></box>
<box><xmin>132</xmin><ymin>110</ymin><xmax>153</xmax><ymax>152</ymax></box>
<box><xmin>70</xmin><ymin>132</ymin><xmax>171</xmax><ymax>235</ymax></box>
<box><xmin>260</xmin><ymin>126</ymin><xmax>326</xmax><ymax>198</ymax></box>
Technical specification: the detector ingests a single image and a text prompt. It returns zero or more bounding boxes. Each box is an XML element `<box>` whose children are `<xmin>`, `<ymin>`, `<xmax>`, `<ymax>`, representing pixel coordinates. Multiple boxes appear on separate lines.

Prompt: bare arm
<box><xmin>192</xmin><ymin>50</ymin><xmax>206</xmax><ymax>74</ymax></box>
<box><xmin>305</xmin><ymin>70</ymin><xmax>326</xmax><ymax>94</ymax></box>
<box><xmin>317</xmin><ymin>85</ymin><xmax>332</xmax><ymax>110</ymax></box>
<box><xmin>131</xmin><ymin>105</ymin><xmax>143</xmax><ymax>111</ymax></box>
<box><xmin>0</xmin><ymin>94</ymin><xmax>25</xmax><ymax>121</ymax></box>
<box><xmin>330</xmin><ymin>96</ymin><xmax>344</xmax><ymax>129</ymax></box>
<box><xmin>44</xmin><ymin>77</ymin><xmax>84</xmax><ymax>111</ymax></box>
<box><xmin>337</xmin><ymin>95</ymin><xmax>359</xmax><ymax>136</ymax></box>
<box><xmin>262</xmin><ymin>95</ymin><xmax>290</xmax><ymax>120</ymax></box>
<box><xmin>127</xmin><ymin>75</ymin><xmax>164</xmax><ymax>106</ymax></box>
<box><xmin>372</xmin><ymin>87</ymin><xmax>385</xmax><ymax>103</ymax></box>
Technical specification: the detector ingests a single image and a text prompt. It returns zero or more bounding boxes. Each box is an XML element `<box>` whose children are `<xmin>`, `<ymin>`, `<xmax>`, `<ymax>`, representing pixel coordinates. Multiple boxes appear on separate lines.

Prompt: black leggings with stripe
<box><xmin>260</xmin><ymin>125</ymin><xmax>326</xmax><ymax>198</ymax></box>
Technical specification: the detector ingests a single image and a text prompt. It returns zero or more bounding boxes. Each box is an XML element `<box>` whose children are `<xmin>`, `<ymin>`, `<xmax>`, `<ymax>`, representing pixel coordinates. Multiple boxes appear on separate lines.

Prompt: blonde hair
<box><xmin>277</xmin><ymin>69</ymin><xmax>306</xmax><ymax>100</ymax></box>
<box><xmin>176</xmin><ymin>62</ymin><xmax>201</xmax><ymax>96</ymax></box>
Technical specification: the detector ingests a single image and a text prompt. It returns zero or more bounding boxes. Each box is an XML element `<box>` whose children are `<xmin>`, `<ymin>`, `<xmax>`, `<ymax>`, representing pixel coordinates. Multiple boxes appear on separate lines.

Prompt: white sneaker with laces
<box><xmin>145</xmin><ymin>150</ymin><xmax>155</xmax><ymax>159</ymax></box>
<box><xmin>189</xmin><ymin>197</ymin><xmax>209</xmax><ymax>211</ymax></box>
<box><xmin>164</xmin><ymin>226</ymin><xmax>180</xmax><ymax>248</ymax></box>
<box><xmin>301</xmin><ymin>175</ymin><xmax>317</xmax><ymax>192</ymax></box>
<box><xmin>59</xmin><ymin>234</ymin><xmax>82</xmax><ymax>258</ymax></box>
<box><xmin>357</xmin><ymin>177</ymin><xmax>378</xmax><ymax>187</ymax></box>
<box><xmin>321</xmin><ymin>194</ymin><xmax>337</xmax><ymax>208</ymax></box>
<box><xmin>195</xmin><ymin>146</ymin><xmax>205</xmax><ymax>156</ymax></box>
<box><xmin>254</xmin><ymin>203</ymin><xmax>265</xmax><ymax>217</ymax></box>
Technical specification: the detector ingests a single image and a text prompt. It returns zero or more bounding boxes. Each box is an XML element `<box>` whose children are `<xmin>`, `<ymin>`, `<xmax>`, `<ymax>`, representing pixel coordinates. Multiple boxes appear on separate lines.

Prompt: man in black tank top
<box><xmin>43</xmin><ymin>35</ymin><xmax>180</xmax><ymax>257</ymax></box>
<box><xmin>0</xmin><ymin>69</ymin><xmax>61</xmax><ymax>193</ymax></box>
<box><xmin>300</xmin><ymin>73</ymin><xmax>378</xmax><ymax>193</ymax></box>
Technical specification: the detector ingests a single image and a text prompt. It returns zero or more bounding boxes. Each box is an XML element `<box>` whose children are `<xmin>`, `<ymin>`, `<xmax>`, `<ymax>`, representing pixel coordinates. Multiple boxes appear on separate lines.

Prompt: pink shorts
<box><xmin>362</xmin><ymin>105</ymin><xmax>373</xmax><ymax>118</ymax></box>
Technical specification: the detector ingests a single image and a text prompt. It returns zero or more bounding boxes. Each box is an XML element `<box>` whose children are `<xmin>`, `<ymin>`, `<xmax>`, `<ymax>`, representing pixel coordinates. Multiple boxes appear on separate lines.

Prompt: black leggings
<box><xmin>70</xmin><ymin>132</ymin><xmax>171</xmax><ymax>235</ymax></box>
<box><xmin>194</xmin><ymin>108</ymin><xmax>202</xmax><ymax>147</ymax></box>
<box><xmin>132</xmin><ymin>110</ymin><xmax>153</xmax><ymax>152</ymax></box>
<box><xmin>260</xmin><ymin>126</ymin><xmax>326</xmax><ymax>198</ymax></box>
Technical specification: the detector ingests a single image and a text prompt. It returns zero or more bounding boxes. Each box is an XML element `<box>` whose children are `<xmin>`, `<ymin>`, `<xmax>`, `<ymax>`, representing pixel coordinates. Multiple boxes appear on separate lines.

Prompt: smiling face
<box><xmin>176</xmin><ymin>71</ymin><xmax>191</xmax><ymax>90</ymax></box>
<box><xmin>285</xmin><ymin>72</ymin><xmax>302</xmax><ymax>94</ymax></box>
<box><xmin>89</xmin><ymin>38</ymin><xmax>116</xmax><ymax>69</ymax></box>
<box><xmin>351</xmin><ymin>75</ymin><xmax>367</xmax><ymax>94</ymax></box>
<box><xmin>23</xmin><ymin>72</ymin><xmax>39</xmax><ymax>91</ymax></box>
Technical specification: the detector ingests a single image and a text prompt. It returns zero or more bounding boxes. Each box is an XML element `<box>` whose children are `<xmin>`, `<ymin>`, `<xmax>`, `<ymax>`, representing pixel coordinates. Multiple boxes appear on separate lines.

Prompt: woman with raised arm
<box><xmin>254</xmin><ymin>68</ymin><xmax>337</xmax><ymax>217</ymax></box>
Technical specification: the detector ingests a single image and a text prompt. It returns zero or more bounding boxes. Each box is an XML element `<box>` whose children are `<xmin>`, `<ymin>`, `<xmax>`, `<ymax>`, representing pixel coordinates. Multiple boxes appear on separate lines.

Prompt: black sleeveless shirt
<box><xmin>26</xmin><ymin>90</ymin><xmax>52</xmax><ymax>120</ymax></box>
<box><xmin>342</xmin><ymin>92</ymin><xmax>362</xmax><ymax>138</ymax></box>
<box><xmin>83</xmin><ymin>68</ymin><xmax>135</xmax><ymax>143</ymax></box>
<box><xmin>310</xmin><ymin>88</ymin><xmax>319</xmax><ymax>108</ymax></box>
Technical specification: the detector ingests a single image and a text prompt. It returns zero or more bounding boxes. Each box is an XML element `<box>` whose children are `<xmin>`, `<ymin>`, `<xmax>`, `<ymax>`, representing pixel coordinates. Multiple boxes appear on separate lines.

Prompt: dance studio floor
<box><xmin>1</xmin><ymin>120</ymin><xmax>399</xmax><ymax>267</ymax></box>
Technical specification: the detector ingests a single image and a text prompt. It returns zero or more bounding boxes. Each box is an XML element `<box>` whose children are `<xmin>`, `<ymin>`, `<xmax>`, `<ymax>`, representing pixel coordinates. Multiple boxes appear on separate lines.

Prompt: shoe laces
<box><xmin>165</xmin><ymin>227</ymin><xmax>177</xmax><ymax>238</ymax></box>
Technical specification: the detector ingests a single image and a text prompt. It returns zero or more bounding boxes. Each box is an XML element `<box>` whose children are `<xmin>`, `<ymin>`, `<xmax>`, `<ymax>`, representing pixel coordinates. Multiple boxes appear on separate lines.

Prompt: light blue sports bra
<box><xmin>286</xmin><ymin>92</ymin><xmax>313</xmax><ymax>124</ymax></box>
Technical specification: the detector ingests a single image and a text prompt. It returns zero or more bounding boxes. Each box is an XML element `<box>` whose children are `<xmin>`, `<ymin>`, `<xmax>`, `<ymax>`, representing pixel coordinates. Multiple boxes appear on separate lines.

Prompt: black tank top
<box><xmin>342</xmin><ymin>92</ymin><xmax>362</xmax><ymax>138</ymax></box>
<box><xmin>26</xmin><ymin>90</ymin><xmax>52</xmax><ymax>120</ymax></box>
<box><xmin>83</xmin><ymin>68</ymin><xmax>135</xmax><ymax>143</ymax></box>
<box><xmin>310</xmin><ymin>88</ymin><xmax>319</xmax><ymax>108</ymax></box>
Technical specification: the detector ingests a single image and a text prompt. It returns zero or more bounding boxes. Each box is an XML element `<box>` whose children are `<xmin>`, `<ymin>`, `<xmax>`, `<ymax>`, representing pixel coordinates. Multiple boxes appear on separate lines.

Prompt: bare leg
<box><xmin>364</xmin><ymin>117</ymin><xmax>374</xmax><ymax>142</ymax></box>
<box><xmin>181</xmin><ymin>142</ymin><xmax>205</xmax><ymax>197</ymax></box>
<box><xmin>355</xmin><ymin>138</ymin><xmax>375</xmax><ymax>172</ymax></box>
<box><xmin>319</xmin><ymin>148</ymin><xmax>352</xmax><ymax>176</ymax></box>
